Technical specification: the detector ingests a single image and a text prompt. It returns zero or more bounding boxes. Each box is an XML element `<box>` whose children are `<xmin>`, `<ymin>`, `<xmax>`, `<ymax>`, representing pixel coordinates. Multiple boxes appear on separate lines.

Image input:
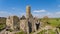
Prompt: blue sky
<box><xmin>0</xmin><ymin>0</ymin><xmax>60</xmax><ymax>18</ymax></box>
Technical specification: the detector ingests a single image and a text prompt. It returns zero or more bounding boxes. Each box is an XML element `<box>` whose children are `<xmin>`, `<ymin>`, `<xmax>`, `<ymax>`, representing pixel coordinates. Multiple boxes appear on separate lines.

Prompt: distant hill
<box><xmin>0</xmin><ymin>17</ymin><xmax>6</xmax><ymax>24</ymax></box>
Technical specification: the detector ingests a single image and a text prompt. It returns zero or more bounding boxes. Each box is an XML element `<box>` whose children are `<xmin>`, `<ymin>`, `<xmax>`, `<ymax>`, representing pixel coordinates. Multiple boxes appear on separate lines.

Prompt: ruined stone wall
<box><xmin>11</xmin><ymin>16</ymin><xmax>19</xmax><ymax>30</ymax></box>
<box><xmin>6</xmin><ymin>16</ymin><xmax>19</xmax><ymax>30</ymax></box>
<box><xmin>20</xmin><ymin>19</ymin><xmax>26</xmax><ymax>32</ymax></box>
<box><xmin>6</xmin><ymin>16</ymin><xmax>14</xmax><ymax>30</ymax></box>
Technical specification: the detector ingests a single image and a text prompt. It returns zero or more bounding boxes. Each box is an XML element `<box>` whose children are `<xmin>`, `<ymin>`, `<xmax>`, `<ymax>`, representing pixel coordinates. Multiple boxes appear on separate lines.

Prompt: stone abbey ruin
<box><xmin>6</xmin><ymin>5</ymin><xmax>41</xmax><ymax>34</ymax></box>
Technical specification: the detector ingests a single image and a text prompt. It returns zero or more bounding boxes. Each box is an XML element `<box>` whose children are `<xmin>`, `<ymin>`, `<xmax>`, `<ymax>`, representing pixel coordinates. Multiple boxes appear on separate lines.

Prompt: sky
<box><xmin>0</xmin><ymin>0</ymin><xmax>60</xmax><ymax>18</ymax></box>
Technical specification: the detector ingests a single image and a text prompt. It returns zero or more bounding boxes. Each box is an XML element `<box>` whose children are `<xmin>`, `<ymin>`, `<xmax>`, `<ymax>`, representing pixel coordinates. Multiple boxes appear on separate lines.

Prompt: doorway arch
<box><xmin>28</xmin><ymin>21</ymin><xmax>32</xmax><ymax>33</ymax></box>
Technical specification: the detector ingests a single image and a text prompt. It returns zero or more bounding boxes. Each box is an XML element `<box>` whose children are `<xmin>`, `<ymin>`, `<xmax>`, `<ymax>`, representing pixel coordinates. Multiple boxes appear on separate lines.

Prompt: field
<box><xmin>40</xmin><ymin>18</ymin><xmax>60</xmax><ymax>27</ymax></box>
<box><xmin>37</xmin><ymin>18</ymin><xmax>60</xmax><ymax>34</ymax></box>
<box><xmin>0</xmin><ymin>23</ymin><xmax>6</xmax><ymax>31</ymax></box>
<box><xmin>37</xmin><ymin>29</ymin><xmax>56</xmax><ymax>34</ymax></box>
<box><xmin>48</xmin><ymin>18</ymin><xmax>60</xmax><ymax>27</ymax></box>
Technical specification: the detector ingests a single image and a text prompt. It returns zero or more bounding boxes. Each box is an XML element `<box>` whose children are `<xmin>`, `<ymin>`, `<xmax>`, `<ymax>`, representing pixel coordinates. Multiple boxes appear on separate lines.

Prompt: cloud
<box><xmin>12</xmin><ymin>8</ymin><xmax>16</xmax><ymax>10</ymax></box>
<box><xmin>0</xmin><ymin>11</ymin><xmax>12</xmax><ymax>17</ymax></box>
<box><xmin>0</xmin><ymin>10</ymin><xmax>60</xmax><ymax>18</ymax></box>
<box><xmin>0</xmin><ymin>11</ymin><xmax>7</xmax><ymax>14</ymax></box>
<box><xmin>33</xmin><ymin>9</ymin><xmax>47</xmax><ymax>13</ymax></box>
<box><xmin>55</xmin><ymin>11</ymin><xmax>60</xmax><ymax>15</ymax></box>
<box><xmin>20</xmin><ymin>13</ymin><xmax>26</xmax><ymax>16</ymax></box>
<box><xmin>58</xmin><ymin>5</ymin><xmax>60</xmax><ymax>7</ymax></box>
<box><xmin>33</xmin><ymin>11</ymin><xmax>60</xmax><ymax>18</ymax></box>
<box><xmin>32</xmin><ymin>9</ymin><xmax>60</xmax><ymax>18</ymax></box>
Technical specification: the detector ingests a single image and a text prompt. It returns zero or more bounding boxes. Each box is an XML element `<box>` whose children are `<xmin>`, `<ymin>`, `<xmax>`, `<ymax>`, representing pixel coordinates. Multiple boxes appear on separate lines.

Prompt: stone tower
<box><xmin>26</xmin><ymin>5</ymin><xmax>31</xmax><ymax>19</ymax></box>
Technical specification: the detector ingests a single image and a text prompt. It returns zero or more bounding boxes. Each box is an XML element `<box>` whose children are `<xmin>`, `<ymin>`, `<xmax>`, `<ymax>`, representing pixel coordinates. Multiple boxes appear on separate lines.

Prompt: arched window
<box><xmin>35</xmin><ymin>22</ymin><xmax>40</xmax><ymax>30</ymax></box>
<box><xmin>28</xmin><ymin>21</ymin><xmax>32</xmax><ymax>33</ymax></box>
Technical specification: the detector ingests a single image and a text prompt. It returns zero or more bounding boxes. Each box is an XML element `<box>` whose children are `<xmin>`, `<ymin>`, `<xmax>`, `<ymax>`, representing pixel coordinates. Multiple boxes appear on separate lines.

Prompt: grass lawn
<box><xmin>37</xmin><ymin>29</ymin><xmax>56</xmax><ymax>34</ymax></box>
<box><xmin>40</xmin><ymin>18</ymin><xmax>60</xmax><ymax>27</ymax></box>
<box><xmin>37</xmin><ymin>18</ymin><xmax>60</xmax><ymax>34</ymax></box>
<box><xmin>15</xmin><ymin>31</ymin><xmax>25</xmax><ymax>34</ymax></box>
<box><xmin>37</xmin><ymin>30</ymin><xmax>47</xmax><ymax>34</ymax></box>
<box><xmin>0</xmin><ymin>23</ymin><xmax>5</xmax><ymax>31</ymax></box>
<box><xmin>48</xmin><ymin>30</ymin><xmax>56</xmax><ymax>34</ymax></box>
<box><xmin>48</xmin><ymin>18</ymin><xmax>60</xmax><ymax>27</ymax></box>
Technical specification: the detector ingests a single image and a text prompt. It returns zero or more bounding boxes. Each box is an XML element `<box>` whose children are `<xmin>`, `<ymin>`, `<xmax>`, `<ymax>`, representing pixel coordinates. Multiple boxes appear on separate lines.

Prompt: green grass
<box><xmin>48</xmin><ymin>30</ymin><xmax>56</xmax><ymax>34</ymax></box>
<box><xmin>0</xmin><ymin>24</ymin><xmax>5</xmax><ymax>29</ymax></box>
<box><xmin>38</xmin><ymin>18</ymin><xmax>60</xmax><ymax>34</ymax></box>
<box><xmin>48</xmin><ymin>19</ymin><xmax>60</xmax><ymax>27</ymax></box>
<box><xmin>40</xmin><ymin>18</ymin><xmax>60</xmax><ymax>27</ymax></box>
<box><xmin>37</xmin><ymin>30</ymin><xmax>47</xmax><ymax>34</ymax></box>
<box><xmin>37</xmin><ymin>29</ymin><xmax>56</xmax><ymax>34</ymax></box>
<box><xmin>0</xmin><ymin>24</ymin><xmax>5</xmax><ymax>31</ymax></box>
<box><xmin>15</xmin><ymin>31</ymin><xmax>25</xmax><ymax>34</ymax></box>
<box><xmin>7</xmin><ymin>29</ymin><xmax>13</xmax><ymax>32</ymax></box>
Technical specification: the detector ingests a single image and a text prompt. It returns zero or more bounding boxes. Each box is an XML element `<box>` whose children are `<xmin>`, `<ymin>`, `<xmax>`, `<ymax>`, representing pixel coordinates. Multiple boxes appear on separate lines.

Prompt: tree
<box><xmin>42</xmin><ymin>16</ymin><xmax>49</xmax><ymax>25</ymax></box>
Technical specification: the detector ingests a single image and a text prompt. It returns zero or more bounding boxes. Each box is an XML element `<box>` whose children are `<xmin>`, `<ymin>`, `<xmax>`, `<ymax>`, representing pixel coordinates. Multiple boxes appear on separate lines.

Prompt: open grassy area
<box><xmin>40</xmin><ymin>18</ymin><xmax>60</xmax><ymax>27</ymax></box>
<box><xmin>37</xmin><ymin>29</ymin><xmax>47</xmax><ymax>34</ymax></box>
<box><xmin>0</xmin><ymin>23</ymin><xmax>6</xmax><ymax>31</ymax></box>
<box><xmin>37</xmin><ymin>29</ymin><xmax>56</xmax><ymax>34</ymax></box>
<box><xmin>48</xmin><ymin>18</ymin><xmax>60</xmax><ymax>27</ymax></box>
<box><xmin>15</xmin><ymin>31</ymin><xmax>25</xmax><ymax>34</ymax></box>
<box><xmin>37</xmin><ymin>18</ymin><xmax>60</xmax><ymax>34</ymax></box>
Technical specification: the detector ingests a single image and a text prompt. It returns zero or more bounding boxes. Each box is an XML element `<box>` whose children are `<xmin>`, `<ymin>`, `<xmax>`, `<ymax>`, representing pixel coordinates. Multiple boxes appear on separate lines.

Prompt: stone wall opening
<box><xmin>28</xmin><ymin>21</ymin><xmax>32</xmax><ymax>33</ymax></box>
<box><xmin>36</xmin><ymin>23</ymin><xmax>40</xmax><ymax>30</ymax></box>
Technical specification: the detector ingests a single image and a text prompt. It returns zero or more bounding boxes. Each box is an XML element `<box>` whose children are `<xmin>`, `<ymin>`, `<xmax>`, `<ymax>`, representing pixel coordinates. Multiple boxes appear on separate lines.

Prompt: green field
<box><xmin>38</xmin><ymin>18</ymin><xmax>60</xmax><ymax>34</ymax></box>
<box><xmin>48</xmin><ymin>18</ymin><xmax>60</xmax><ymax>27</ymax></box>
<box><xmin>0</xmin><ymin>23</ymin><xmax>6</xmax><ymax>31</ymax></box>
<box><xmin>40</xmin><ymin>18</ymin><xmax>60</xmax><ymax>27</ymax></box>
<box><xmin>37</xmin><ymin>29</ymin><xmax>56</xmax><ymax>34</ymax></box>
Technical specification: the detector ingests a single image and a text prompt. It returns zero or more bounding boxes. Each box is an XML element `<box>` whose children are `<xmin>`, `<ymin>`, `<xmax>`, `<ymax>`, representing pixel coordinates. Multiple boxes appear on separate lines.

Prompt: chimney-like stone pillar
<box><xmin>26</xmin><ymin>5</ymin><xmax>31</xmax><ymax>19</ymax></box>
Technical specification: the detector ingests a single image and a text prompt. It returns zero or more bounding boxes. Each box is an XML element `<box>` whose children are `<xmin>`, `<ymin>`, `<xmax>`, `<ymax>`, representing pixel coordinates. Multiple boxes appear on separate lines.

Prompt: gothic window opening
<box><xmin>36</xmin><ymin>22</ymin><xmax>40</xmax><ymax>30</ymax></box>
<box><xmin>28</xmin><ymin>21</ymin><xmax>32</xmax><ymax>33</ymax></box>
